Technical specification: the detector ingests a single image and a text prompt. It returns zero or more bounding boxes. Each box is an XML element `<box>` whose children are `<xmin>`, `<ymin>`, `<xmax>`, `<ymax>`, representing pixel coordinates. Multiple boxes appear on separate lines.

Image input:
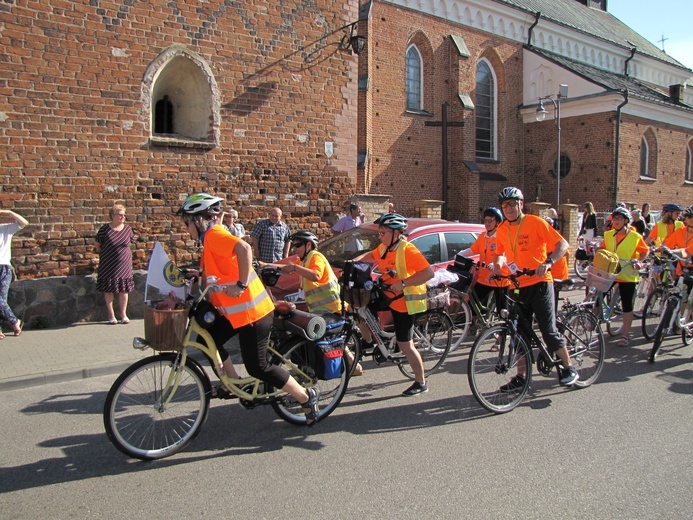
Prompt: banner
<box><xmin>145</xmin><ymin>242</ymin><xmax>186</xmax><ymax>302</ymax></box>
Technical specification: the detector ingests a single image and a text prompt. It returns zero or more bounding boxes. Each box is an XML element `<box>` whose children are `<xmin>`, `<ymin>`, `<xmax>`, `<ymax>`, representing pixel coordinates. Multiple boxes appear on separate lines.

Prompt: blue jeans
<box><xmin>0</xmin><ymin>264</ymin><xmax>18</xmax><ymax>328</ymax></box>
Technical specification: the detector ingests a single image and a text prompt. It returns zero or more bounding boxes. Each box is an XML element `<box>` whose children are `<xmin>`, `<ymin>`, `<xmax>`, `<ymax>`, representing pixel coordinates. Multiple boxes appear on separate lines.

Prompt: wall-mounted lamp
<box><xmin>339</xmin><ymin>22</ymin><xmax>366</xmax><ymax>55</ymax></box>
<box><xmin>536</xmin><ymin>84</ymin><xmax>568</xmax><ymax>207</ymax></box>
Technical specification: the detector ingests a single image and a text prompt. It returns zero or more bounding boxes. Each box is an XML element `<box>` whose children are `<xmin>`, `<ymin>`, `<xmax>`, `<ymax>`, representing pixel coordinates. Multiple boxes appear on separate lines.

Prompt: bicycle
<box><xmin>574</xmin><ymin>236</ymin><xmax>600</xmax><ymax>280</ymax></box>
<box><xmin>467</xmin><ymin>270</ymin><xmax>605</xmax><ymax>414</ymax></box>
<box><xmin>640</xmin><ymin>254</ymin><xmax>675</xmax><ymax>340</ymax></box>
<box><xmin>649</xmin><ymin>250</ymin><xmax>693</xmax><ymax>363</ymax></box>
<box><xmin>343</xmin><ymin>279</ymin><xmax>453</xmax><ymax>379</ymax></box>
<box><xmin>103</xmin><ymin>275</ymin><xmax>349</xmax><ymax>460</ymax></box>
<box><xmin>444</xmin><ymin>258</ymin><xmax>501</xmax><ymax>352</ymax></box>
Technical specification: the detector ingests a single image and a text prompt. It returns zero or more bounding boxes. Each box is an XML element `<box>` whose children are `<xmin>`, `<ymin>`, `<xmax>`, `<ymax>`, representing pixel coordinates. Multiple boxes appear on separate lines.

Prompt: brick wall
<box><xmin>360</xmin><ymin>3</ymin><xmax>525</xmax><ymax>222</ymax></box>
<box><xmin>0</xmin><ymin>0</ymin><xmax>361</xmax><ymax>279</ymax></box>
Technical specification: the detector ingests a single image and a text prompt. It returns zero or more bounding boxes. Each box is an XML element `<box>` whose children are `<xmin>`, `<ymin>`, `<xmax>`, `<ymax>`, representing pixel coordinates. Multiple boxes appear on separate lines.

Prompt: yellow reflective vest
<box><xmin>301</xmin><ymin>250</ymin><xmax>342</xmax><ymax>314</ymax></box>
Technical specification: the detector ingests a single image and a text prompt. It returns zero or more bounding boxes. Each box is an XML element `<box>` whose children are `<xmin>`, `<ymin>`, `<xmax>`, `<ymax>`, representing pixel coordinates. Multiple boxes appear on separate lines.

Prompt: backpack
<box><xmin>593</xmin><ymin>249</ymin><xmax>620</xmax><ymax>274</ymax></box>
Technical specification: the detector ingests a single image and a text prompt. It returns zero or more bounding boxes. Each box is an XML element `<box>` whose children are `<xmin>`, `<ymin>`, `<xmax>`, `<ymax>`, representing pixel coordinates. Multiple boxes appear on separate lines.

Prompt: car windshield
<box><xmin>319</xmin><ymin>228</ymin><xmax>380</xmax><ymax>268</ymax></box>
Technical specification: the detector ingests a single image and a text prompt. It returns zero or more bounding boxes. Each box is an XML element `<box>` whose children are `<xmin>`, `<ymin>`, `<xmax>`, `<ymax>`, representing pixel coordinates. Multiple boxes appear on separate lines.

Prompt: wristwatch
<box><xmin>544</xmin><ymin>257</ymin><xmax>554</xmax><ymax>265</ymax></box>
<box><xmin>237</xmin><ymin>281</ymin><xmax>248</xmax><ymax>290</ymax></box>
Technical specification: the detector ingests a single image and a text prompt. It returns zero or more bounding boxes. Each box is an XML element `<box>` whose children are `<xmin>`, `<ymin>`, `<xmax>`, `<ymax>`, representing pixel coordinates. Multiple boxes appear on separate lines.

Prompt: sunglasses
<box><xmin>501</xmin><ymin>201</ymin><xmax>519</xmax><ymax>209</ymax></box>
<box><xmin>291</xmin><ymin>242</ymin><xmax>305</xmax><ymax>249</ymax></box>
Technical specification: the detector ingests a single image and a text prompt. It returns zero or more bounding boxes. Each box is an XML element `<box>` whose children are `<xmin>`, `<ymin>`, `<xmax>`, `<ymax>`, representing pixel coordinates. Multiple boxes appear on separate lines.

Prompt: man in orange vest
<box><xmin>178</xmin><ymin>193</ymin><xmax>320</xmax><ymax>425</ymax></box>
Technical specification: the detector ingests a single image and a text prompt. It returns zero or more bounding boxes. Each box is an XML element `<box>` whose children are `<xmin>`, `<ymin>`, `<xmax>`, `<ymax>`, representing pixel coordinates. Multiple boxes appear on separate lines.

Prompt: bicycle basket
<box><xmin>585</xmin><ymin>265</ymin><xmax>617</xmax><ymax>293</ymax></box>
<box><xmin>426</xmin><ymin>286</ymin><xmax>450</xmax><ymax>310</ymax></box>
<box><xmin>144</xmin><ymin>306</ymin><xmax>188</xmax><ymax>351</ymax></box>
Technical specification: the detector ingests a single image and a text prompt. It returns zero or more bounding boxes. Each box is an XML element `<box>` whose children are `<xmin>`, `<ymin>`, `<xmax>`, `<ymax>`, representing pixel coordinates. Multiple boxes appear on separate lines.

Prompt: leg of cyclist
<box><xmin>391</xmin><ymin>310</ymin><xmax>427</xmax><ymax>396</ymax></box>
<box><xmin>616</xmin><ymin>282</ymin><xmax>636</xmax><ymax>346</ymax></box>
<box><xmin>524</xmin><ymin>282</ymin><xmax>578</xmax><ymax>386</ymax></box>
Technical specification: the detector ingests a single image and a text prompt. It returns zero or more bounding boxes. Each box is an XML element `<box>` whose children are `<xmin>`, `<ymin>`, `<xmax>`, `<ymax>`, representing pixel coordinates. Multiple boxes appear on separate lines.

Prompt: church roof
<box><xmin>528</xmin><ymin>46</ymin><xmax>693</xmax><ymax>112</ymax></box>
<box><xmin>495</xmin><ymin>0</ymin><xmax>690</xmax><ymax>71</ymax></box>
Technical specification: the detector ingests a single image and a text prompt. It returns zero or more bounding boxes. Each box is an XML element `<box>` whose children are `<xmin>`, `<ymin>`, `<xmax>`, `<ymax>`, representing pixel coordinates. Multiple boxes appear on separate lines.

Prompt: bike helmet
<box><xmin>498</xmin><ymin>187</ymin><xmax>524</xmax><ymax>202</ymax></box>
<box><xmin>483</xmin><ymin>207</ymin><xmax>503</xmax><ymax>223</ymax></box>
<box><xmin>616</xmin><ymin>201</ymin><xmax>627</xmax><ymax>208</ymax></box>
<box><xmin>177</xmin><ymin>193</ymin><xmax>224</xmax><ymax>216</ymax></box>
<box><xmin>682</xmin><ymin>206</ymin><xmax>693</xmax><ymax>219</ymax></box>
<box><xmin>662</xmin><ymin>203</ymin><xmax>683</xmax><ymax>213</ymax></box>
<box><xmin>290</xmin><ymin>230</ymin><xmax>319</xmax><ymax>247</ymax></box>
<box><xmin>373</xmin><ymin>212</ymin><xmax>408</xmax><ymax>231</ymax></box>
<box><xmin>611</xmin><ymin>207</ymin><xmax>632</xmax><ymax>222</ymax></box>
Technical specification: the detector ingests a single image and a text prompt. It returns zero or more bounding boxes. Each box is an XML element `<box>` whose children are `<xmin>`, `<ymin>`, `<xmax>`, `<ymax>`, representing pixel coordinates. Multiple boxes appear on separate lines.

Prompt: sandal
<box><xmin>301</xmin><ymin>387</ymin><xmax>320</xmax><ymax>426</ymax></box>
<box><xmin>108</xmin><ymin>318</ymin><xmax>118</xmax><ymax>325</ymax></box>
<box><xmin>351</xmin><ymin>363</ymin><xmax>364</xmax><ymax>377</ymax></box>
<box><xmin>617</xmin><ymin>335</ymin><xmax>631</xmax><ymax>347</ymax></box>
<box><xmin>13</xmin><ymin>319</ymin><xmax>22</xmax><ymax>336</ymax></box>
<box><xmin>0</xmin><ymin>331</ymin><xmax>5</xmax><ymax>340</ymax></box>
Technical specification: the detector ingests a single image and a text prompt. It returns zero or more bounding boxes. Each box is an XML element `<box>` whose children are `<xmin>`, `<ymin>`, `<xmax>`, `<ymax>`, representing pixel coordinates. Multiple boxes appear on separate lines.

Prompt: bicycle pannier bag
<box><xmin>309</xmin><ymin>337</ymin><xmax>344</xmax><ymax>380</ymax></box>
<box><xmin>575</xmin><ymin>246</ymin><xmax>589</xmax><ymax>261</ymax></box>
<box><xmin>593</xmin><ymin>249</ymin><xmax>619</xmax><ymax>274</ymax></box>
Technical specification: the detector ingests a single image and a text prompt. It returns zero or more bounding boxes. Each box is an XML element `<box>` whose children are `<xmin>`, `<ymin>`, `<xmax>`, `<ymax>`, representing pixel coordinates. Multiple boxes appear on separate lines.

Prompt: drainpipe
<box><xmin>613</xmin><ymin>89</ymin><xmax>629</xmax><ymax>206</ymax></box>
<box><xmin>624</xmin><ymin>46</ymin><xmax>636</xmax><ymax>77</ymax></box>
<box><xmin>527</xmin><ymin>12</ymin><xmax>541</xmax><ymax>47</ymax></box>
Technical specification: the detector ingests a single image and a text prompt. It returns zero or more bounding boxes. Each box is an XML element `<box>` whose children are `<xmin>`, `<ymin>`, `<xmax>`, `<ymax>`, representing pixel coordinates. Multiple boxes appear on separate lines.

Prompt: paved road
<box><xmin>0</xmin><ymin>337</ymin><xmax>691</xmax><ymax>518</ymax></box>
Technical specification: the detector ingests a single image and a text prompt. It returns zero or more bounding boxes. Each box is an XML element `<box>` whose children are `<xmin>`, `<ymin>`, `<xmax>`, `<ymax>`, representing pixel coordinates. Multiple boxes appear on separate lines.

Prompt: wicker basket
<box><xmin>585</xmin><ymin>265</ymin><xmax>617</xmax><ymax>293</ymax></box>
<box><xmin>144</xmin><ymin>306</ymin><xmax>188</xmax><ymax>351</ymax></box>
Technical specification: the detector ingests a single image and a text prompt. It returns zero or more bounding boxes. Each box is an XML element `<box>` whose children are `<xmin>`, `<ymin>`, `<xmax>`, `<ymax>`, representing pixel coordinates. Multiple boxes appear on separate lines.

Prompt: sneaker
<box><xmin>402</xmin><ymin>381</ymin><xmax>428</xmax><ymax>396</ymax></box>
<box><xmin>559</xmin><ymin>365</ymin><xmax>579</xmax><ymax>386</ymax></box>
<box><xmin>499</xmin><ymin>374</ymin><xmax>526</xmax><ymax>393</ymax></box>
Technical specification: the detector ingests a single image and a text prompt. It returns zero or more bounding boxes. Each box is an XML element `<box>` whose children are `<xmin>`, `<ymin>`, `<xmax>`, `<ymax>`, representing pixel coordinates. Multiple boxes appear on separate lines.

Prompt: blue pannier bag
<box><xmin>313</xmin><ymin>337</ymin><xmax>344</xmax><ymax>380</ymax></box>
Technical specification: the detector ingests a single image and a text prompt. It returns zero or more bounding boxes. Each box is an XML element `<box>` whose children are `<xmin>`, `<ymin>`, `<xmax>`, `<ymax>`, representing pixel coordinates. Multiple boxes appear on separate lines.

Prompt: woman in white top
<box><xmin>0</xmin><ymin>209</ymin><xmax>28</xmax><ymax>338</ymax></box>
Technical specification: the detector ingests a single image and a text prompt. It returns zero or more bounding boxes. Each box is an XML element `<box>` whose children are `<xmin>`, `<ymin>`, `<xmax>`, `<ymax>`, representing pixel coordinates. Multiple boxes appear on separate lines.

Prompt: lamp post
<box><xmin>536</xmin><ymin>84</ymin><xmax>568</xmax><ymax>208</ymax></box>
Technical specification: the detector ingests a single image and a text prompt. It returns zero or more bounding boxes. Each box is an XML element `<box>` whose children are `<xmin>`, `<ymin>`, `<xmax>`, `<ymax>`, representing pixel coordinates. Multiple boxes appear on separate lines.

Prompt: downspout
<box><xmin>613</xmin><ymin>90</ymin><xmax>629</xmax><ymax>206</ymax></box>
<box><xmin>624</xmin><ymin>46</ymin><xmax>636</xmax><ymax>77</ymax></box>
<box><xmin>527</xmin><ymin>12</ymin><xmax>541</xmax><ymax>47</ymax></box>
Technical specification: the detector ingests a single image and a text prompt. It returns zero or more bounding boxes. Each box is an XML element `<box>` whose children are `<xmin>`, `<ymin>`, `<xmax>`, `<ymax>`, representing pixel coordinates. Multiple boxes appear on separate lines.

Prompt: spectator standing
<box><xmin>222</xmin><ymin>209</ymin><xmax>247</xmax><ymax>239</ymax></box>
<box><xmin>0</xmin><ymin>209</ymin><xmax>28</xmax><ymax>338</ymax></box>
<box><xmin>332</xmin><ymin>203</ymin><xmax>362</xmax><ymax>236</ymax></box>
<box><xmin>546</xmin><ymin>208</ymin><xmax>560</xmax><ymax>230</ymax></box>
<box><xmin>251</xmin><ymin>207</ymin><xmax>291</xmax><ymax>262</ymax></box>
<box><xmin>641</xmin><ymin>202</ymin><xmax>655</xmax><ymax>234</ymax></box>
<box><xmin>631</xmin><ymin>209</ymin><xmax>647</xmax><ymax>236</ymax></box>
<box><xmin>579</xmin><ymin>202</ymin><xmax>598</xmax><ymax>239</ymax></box>
<box><xmin>95</xmin><ymin>204</ymin><xmax>135</xmax><ymax>324</ymax></box>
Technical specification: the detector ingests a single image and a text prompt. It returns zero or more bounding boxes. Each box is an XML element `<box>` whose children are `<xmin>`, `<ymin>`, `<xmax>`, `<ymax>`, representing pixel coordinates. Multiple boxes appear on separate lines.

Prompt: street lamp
<box><xmin>536</xmin><ymin>84</ymin><xmax>568</xmax><ymax>208</ymax></box>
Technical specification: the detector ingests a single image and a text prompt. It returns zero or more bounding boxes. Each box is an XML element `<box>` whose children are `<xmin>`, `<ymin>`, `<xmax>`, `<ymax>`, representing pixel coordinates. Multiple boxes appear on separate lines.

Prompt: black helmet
<box><xmin>483</xmin><ymin>207</ymin><xmax>503</xmax><ymax>223</ymax></box>
<box><xmin>177</xmin><ymin>193</ymin><xmax>224</xmax><ymax>216</ymax></box>
<box><xmin>611</xmin><ymin>207</ymin><xmax>632</xmax><ymax>222</ymax></box>
<box><xmin>374</xmin><ymin>213</ymin><xmax>408</xmax><ymax>231</ymax></box>
<box><xmin>498</xmin><ymin>187</ymin><xmax>524</xmax><ymax>202</ymax></box>
<box><xmin>290</xmin><ymin>230</ymin><xmax>319</xmax><ymax>247</ymax></box>
<box><xmin>662</xmin><ymin>203</ymin><xmax>683</xmax><ymax>213</ymax></box>
<box><xmin>682</xmin><ymin>206</ymin><xmax>693</xmax><ymax>219</ymax></box>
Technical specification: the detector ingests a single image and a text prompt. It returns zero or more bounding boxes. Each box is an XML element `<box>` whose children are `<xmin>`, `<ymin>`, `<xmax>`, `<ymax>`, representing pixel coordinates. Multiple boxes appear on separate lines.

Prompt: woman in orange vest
<box><xmin>177</xmin><ymin>194</ymin><xmax>320</xmax><ymax>425</ymax></box>
<box><xmin>354</xmin><ymin>213</ymin><xmax>434</xmax><ymax>397</ymax></box>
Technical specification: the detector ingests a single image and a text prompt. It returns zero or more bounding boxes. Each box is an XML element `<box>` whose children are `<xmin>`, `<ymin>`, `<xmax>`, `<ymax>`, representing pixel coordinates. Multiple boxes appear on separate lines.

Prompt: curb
<box><xmin>0</xmin><ymin>361</ymin><xmax>134</xmax><ymax>393</ymax></box>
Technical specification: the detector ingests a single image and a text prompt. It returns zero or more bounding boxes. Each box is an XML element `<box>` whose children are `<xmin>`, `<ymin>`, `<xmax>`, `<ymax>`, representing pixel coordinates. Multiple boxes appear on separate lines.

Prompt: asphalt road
<box><xmin>1</xmin><ymin>335</ymin><xmax>691</xmax><ymax>519</ymax></box>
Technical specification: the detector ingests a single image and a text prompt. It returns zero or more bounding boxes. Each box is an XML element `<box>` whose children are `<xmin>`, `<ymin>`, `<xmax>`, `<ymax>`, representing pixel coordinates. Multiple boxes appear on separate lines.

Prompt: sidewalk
<box><xmin>0</xmin><ymin>320</ymin><xmax>151</xmax><ymax>392</ymax></box>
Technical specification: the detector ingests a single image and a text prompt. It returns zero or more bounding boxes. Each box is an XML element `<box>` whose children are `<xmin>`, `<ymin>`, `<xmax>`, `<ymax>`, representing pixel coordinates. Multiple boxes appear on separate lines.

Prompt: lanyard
<box><xmin>507</xmin><ymin>216</ymin><xmax>526</xmax><ymax>257</ymax></box>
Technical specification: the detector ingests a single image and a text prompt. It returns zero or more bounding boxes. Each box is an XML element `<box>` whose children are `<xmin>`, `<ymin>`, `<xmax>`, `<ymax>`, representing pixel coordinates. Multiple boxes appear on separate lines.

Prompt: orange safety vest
<box><xmin>202</xmin><ymin>226</ymin><xmax>274</xmax><ymax>328</ymax></box>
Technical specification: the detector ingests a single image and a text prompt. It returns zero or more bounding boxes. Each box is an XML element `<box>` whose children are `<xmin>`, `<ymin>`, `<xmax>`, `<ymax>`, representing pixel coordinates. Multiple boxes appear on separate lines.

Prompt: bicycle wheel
<box><xmin>468</xmin><ymin>324</ymin><xmax>532</xmax><ymax>414</ymax></box>
<box><xmin>574</xmin><ymin>258</ymin><xmax>590</xmax><ymax>280</ymax></box>
<box><xmin>398</xmin><ymin>309</ymin><xmax>453</xmax><ymax>379</ymax></box>
<box><xmin>642</xmin><ymin>287</ymin><xmax>666</xmax><ymax>340</ymax></box>
<box><xmin>681</xmin><ymin>306</ymin><xmax>693</xmax><ymax>346</ymax></box>
<box><xmin>446</xmin><ymin>293</ymin><xmax>472</xmax><ymax>352</ymax></box>
<box><xmin>103</xmin><ymin>354</ymin><xmax>210</xmax><ymax>460</ymax></box>
<box><xmin>562</xmin><ymin>310</ymin><xmax>605</xmax><ymax>387</ymax></box>
<box><xmin>605</xmin><ymin>288</ymin><xmax>623</xmax><ymax>337</ymax></box>
<box><xmin>270</xmin><ymin>338</ymin><xmax>348</xmax><ymax>425</ymax></box>
<box><xmin>649</xmin><ymin>299</ymin><xmax>676</xmax><ymax>363</ymax></box>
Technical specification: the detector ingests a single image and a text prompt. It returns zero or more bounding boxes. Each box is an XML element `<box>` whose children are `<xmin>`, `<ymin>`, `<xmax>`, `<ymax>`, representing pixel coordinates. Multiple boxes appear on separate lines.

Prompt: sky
<box><xmin>608</xmin><ymin>0</ymin><xmax>693</xmax><ymax>71</ymax></box>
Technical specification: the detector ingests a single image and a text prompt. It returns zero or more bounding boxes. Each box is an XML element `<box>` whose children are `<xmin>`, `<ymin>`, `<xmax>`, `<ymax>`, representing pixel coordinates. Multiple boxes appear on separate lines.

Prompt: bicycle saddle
<box><xmin>274</xmin><ymin>300</ymin><xmax>297</xmax><ymax>315</ymax></box>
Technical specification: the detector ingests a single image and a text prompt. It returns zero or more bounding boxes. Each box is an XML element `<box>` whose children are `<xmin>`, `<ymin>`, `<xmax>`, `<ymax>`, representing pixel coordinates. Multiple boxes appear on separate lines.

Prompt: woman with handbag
<box><xmin>579</xmin><ymin>202</ymin><xmax>598</xmax><ymax>238</ymax></box>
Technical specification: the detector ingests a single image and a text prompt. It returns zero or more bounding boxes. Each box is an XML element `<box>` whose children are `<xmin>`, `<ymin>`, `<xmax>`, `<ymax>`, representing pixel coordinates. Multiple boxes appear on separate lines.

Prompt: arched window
<box><xmin>405</xmin><ymin>45</ymin><xmax>423</xmax><ymax>111</ymax></box>
<box><xmin>640</xmin><ymin>129</ymin><xmax>657</xmax><ymax>179</ymax></box>
<box><xmin>686</xmin><ymin>141</ymin><xmax>693</xmax><ymax>182</ymax></box>
<box><xmin>475</xmin><ymin>59</ymin><xmax>496</xmax><ymax>160</ymax></box>
<box><xmin>144</xmin><ymin>46</ymin><xmax>219</xmax><ymax>148</ymax></box>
